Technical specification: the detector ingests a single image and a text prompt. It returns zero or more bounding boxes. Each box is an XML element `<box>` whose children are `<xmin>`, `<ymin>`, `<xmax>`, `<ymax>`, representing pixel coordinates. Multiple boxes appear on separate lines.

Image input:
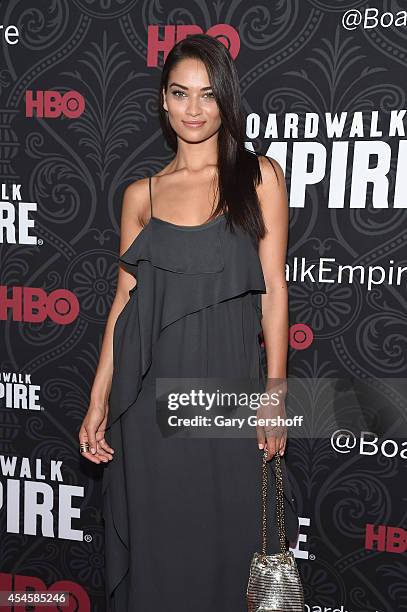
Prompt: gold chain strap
<box><xmin>261</xmin><ymin>448</ymin><xmax>290</xmax><ymax>562</ymax></box>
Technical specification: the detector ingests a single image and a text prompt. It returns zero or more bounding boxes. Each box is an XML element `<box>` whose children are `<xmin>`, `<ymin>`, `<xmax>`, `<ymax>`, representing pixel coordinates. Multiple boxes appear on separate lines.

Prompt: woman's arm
<box><xmin>79</xmin><ymin>179</ymin><xmax>150</xmax><ymax>464</ymax></box>
<box><xmin>256</xmin><ymin>155</ymin><xmax>290</xmax><ymax>460</ymax></box>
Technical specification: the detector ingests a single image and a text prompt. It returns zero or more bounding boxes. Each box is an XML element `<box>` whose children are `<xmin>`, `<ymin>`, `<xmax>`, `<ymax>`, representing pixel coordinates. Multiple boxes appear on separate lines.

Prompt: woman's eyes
<box><xmin>171</xmin><ymin>90</ymin><xmax>215</xmax><ymax>99</ymax></box>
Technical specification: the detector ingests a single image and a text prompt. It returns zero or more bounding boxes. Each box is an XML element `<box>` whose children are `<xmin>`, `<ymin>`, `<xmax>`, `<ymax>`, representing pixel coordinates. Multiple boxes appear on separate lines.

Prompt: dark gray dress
<box><xmin>102</xmin><ymin>173</ymin><xmax>300</xmax><ymax>611</ymax></box>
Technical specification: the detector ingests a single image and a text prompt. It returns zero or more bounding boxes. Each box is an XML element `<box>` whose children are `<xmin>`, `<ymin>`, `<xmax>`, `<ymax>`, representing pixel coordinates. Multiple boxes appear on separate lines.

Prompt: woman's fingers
<box><xmin>78</xmin><ymin>406</ymin><xmax>113</xmax><ymax>464</ymax></box>
<box><xmin>79</xmin><ymin>442</ymin><xmax>102</xmax><ymax>464</ymax></box>
<box><xmin>265</xmin><ymin>435</ymin><xmax>278</xmax><ymax>460</ymax></box>
<box><xmin>264</xmin><ymin>426</ymin><xmax>287</xmax><ymax>460</ymax></box>
<box><xmin>256</xmin><ymin>423</ymin><xmax>266</xmax><ymax>450</ymax></box>
<box><xmin>85</xmin><ymin>424</ymin><xmax>97</xmax><ymax>456</ymax></box>
<box><xmin>79</xmin><ymin>423</ymin><xmax>102</xmax><ymax>464</ymax></box>
<box><xmin>257</xmin><ymin>425</ymin><xmax>279</xmax><ymax>460</ymax></box>
<box><xmin>279</xmin><ymin>433</ymin><xmax>287</xmax><ymax>455</ymax></box>
<box><xmin>97</xmin><ymin>438</ymin><xmax>113</xmax><ymax>462</ymax></box>
<box><xmin>96</xmin><ymin>447</ymin><xmax>109</xmax><ymax>462</ymax></box>
<box><xmin>98</xmin><ymin>438</ymin><xmax>115</xmax><ymax>455</ymax></box>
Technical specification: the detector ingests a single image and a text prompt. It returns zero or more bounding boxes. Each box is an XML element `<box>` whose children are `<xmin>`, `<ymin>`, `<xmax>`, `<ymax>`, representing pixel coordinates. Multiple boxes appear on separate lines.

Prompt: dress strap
<box><xmin>264</xmin><ymin>156</ymin><xmax>279</xmax><ymax>180</ymax></box>
<box><xmin>148</xmin><ymin>175</ymin><xmax>153</xmax><ymax>218</ymax></box>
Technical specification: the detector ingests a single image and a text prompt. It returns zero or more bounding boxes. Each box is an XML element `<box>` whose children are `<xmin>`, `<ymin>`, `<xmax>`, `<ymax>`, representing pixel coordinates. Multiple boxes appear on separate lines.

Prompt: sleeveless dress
<box><xmin>102</xmin><ymin>170</ymin><xmax>300</xmax><ymax>611</ymax></box>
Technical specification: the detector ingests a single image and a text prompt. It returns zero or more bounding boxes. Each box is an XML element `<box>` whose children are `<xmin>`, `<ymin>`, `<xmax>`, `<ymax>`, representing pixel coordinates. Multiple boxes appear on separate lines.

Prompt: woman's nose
<box><xmin>186</xmin><ymin>96</ymin><xmax>201</xmax><ymax>115</ymax></box>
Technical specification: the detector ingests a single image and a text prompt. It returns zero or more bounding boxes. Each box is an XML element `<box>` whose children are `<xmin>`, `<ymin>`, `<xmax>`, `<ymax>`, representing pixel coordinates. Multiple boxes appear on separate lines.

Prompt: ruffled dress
<box><xmin>102</xmin><ymin>202</ymin><xmax>299</xmax><ymax>611</ymax></box>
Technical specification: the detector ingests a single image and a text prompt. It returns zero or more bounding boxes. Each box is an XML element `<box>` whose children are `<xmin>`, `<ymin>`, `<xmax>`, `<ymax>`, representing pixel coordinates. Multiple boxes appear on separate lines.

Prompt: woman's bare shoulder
<box><xmin>257</xmin><ymin>155</ymin><xmax>285</xmax><ymax>184</ymax></box>
<box><xmin>123</xmin><ymin>176</ymin><xmax>150</xmax><ymax>199</ymax></box>
<box><xmin>121</xmin><ymin>177</ymin><xmax>151</xmax><ymax>227</ymax></box>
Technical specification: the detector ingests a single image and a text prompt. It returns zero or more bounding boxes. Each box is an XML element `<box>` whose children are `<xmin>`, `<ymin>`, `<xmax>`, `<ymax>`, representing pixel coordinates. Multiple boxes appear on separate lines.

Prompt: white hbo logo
<box><xmin>342</xmin><ymin>8</ymin><xmax>407</xmax><ymax>31</ymax></box>
<box><xmin>331</xmin><ymin>429</ymin><xmax>407</xmax><ymax>459</ymax></box>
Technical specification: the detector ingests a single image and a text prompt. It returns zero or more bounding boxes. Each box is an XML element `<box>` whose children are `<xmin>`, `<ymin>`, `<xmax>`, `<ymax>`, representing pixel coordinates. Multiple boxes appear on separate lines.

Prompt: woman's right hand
<box><xmin>79</xmin><ymin>402</ymin><xmax>115</xmax><ymax>465</ymax></box>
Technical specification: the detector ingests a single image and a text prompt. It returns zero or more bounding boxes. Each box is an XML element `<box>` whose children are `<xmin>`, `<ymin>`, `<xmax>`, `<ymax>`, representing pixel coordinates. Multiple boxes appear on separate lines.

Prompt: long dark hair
<box><xmin>158</xmin><ymin>33</ymin><xmax>278</xmax><ymax>243</ymax></box>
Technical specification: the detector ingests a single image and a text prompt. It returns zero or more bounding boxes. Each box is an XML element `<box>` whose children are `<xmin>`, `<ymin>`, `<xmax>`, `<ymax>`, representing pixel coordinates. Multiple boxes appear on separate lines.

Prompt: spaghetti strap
<box><xmin>148</xmin><ymin>175</ymin><xmax>153</xmax><ymax>217</ymax></box>
<box><xmin>264</xmin><ymin>155</ymin><xmax>279</xmax><ymax>181</ymax></box>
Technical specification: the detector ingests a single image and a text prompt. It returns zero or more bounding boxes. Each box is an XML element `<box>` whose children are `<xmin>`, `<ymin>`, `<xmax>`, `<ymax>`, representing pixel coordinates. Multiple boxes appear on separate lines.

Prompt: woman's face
<box><xmin>163</xmin><ymin>58</ymin><xmax>222</xmax><ymax>143</ymax></box>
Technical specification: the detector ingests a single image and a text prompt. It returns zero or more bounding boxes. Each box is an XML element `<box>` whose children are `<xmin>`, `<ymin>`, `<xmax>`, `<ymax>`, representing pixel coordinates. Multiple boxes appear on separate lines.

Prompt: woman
<box><xmin>79</xmin><ymin>34</ymin><xmax>299</xmax><ymax>611</ymax></box>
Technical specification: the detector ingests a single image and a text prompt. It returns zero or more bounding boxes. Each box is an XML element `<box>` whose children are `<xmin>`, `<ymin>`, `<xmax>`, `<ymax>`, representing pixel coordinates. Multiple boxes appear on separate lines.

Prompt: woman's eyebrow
<box><xmin>168</xmin><ymin>82</ymin><xmax>212</xmax><ymax>90</ymax></box>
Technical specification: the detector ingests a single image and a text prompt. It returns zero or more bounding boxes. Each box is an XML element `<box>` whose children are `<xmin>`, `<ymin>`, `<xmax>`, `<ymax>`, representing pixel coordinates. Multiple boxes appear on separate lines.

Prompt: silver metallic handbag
<box><xmin>246</xmin><ymin>449</ymin><xmax>304</xmax><ymax>612</ymax></box>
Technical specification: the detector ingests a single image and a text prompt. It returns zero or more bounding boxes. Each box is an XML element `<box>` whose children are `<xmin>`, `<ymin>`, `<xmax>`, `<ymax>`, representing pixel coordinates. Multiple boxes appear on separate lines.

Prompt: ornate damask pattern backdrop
<box><xmin>0</xmin><ymin>1</ymin><xmax>406</xmax><ymax>610</ymax></box>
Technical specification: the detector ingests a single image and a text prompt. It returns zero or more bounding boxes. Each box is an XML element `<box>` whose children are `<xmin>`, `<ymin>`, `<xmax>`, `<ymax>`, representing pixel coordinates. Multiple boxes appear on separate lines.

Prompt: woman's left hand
<box><xmin>255</xmin><ymin>382</ymin><xmax>287</xmax><ymax>461</ymax></box>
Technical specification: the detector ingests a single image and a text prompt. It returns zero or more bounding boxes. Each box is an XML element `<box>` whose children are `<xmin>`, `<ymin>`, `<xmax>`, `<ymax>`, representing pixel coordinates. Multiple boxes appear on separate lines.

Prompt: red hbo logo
<box><xmin>25</xmin><ymin>90</ymin><xmax>85</xmax><ymax>118</ymax></box>
<box><xmin>0</xmin><ymin>286</ymin><xmax>79</xmax><ymax>325</ymax></box>
<box><xmin>289</xmin><ymin>323</ymin><xmax>314</xmax><ymax>350</ymax></box>
<box><xmin>365</xmin><ymin>524</ymin><xmax>407</xmax><ymax>554</ymax></box>
<box><xmin>147</xmin><ymin>24</ymin><xmax>240</xmax><ymax>65</ymax></box>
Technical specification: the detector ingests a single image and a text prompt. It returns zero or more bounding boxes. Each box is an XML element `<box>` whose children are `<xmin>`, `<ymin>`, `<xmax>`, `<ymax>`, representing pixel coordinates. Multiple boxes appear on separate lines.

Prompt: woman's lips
<box><xmin>182</xmin><ymin>121</ymin><xmax>205</xmax><ymax>128</ymax></box>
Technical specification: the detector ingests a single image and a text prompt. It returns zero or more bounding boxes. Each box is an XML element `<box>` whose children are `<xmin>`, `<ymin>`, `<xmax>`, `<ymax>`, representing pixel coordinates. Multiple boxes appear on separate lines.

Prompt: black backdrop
<box><xmin>1</xmin><ymin>1</ymin><xmax>406</xmax><ymax>611</ymax></box>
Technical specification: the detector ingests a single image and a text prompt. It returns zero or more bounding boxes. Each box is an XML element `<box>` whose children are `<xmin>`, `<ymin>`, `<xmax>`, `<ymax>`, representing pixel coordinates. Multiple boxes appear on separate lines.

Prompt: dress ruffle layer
<box><xmin>106</xmin><ymin>217</ymin><xmax>266</xmax><ymax>432</ymax></box>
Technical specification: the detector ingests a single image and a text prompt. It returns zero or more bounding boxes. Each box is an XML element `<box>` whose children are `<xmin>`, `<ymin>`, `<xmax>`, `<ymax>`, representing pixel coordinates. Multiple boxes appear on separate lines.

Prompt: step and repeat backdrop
<box><xmin>0</xmin><ymin>1</ymin><xmax>406</xmax><ymax>611</ymax></box>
